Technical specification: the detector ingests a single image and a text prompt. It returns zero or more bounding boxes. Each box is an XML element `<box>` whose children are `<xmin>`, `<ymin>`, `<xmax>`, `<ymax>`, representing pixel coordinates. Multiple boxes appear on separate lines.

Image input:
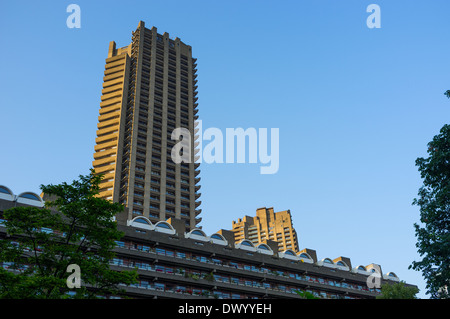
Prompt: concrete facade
<box><xmin>92</xmin><ymin>21</ymin><xmax>201</xmax><ymax>231</ymax></box>
<box><xmin>232</xmin><ymin>207</ymin><xmax>300</xmax><ymax>253</ymax></box>
<box><xmin>0</xmin><ymin>190</ymin><xmax>415</xmax><ymax>299</ymax></box>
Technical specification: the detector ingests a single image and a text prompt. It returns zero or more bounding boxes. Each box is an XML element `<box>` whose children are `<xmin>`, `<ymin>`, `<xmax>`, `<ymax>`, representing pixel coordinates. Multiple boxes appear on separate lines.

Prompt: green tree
<box><xmin>0</xmin><ymin>170</ymin><xmax>138</xmax><ymax>299</ymax></box>
<box><xmin>376</xmin><ymin>281</ymin><xmax>419</xmax><ymax>299</ymax></box>
<box><xmin>410</xmin><ymin>124</ymin><xmax>450</xmax><ymax>299</ymax></box>
<box><xmin>294</xmin><ymin>290</ymin><xmax>321</xmax><ymax>299</ymax></box>
<box><xmin>444</xmin><ymin>90</ymin><xmax>450</xmax><ymax>99</ymax></box>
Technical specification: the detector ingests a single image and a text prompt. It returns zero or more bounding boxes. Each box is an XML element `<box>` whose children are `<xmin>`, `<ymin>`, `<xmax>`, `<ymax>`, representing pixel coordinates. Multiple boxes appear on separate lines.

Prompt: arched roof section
<box><xmin>387</xmin><ymin>272</ymin><xmax>398</xmax><ymax>278</ymax></box>
<box><xmin>257</xmin><ymin>243</ymin><xmax>271</xmax><ymax>250</ymax></box>
<box><xmin>240</xmin><ymin>239</ymin><xmax>254</xmax><ymax>247</ymax></box>
<box><xmin>191</xmin><ymin>229</ymin><xmax>207</xmax><ymax>237</ymax></box>
<box><xmin>285</xmin><ymin>249</ymin><xmax>297</xmax><ymax>256</ymax></box>
<box><xmin>297</xmin><ymin>252</ymin><xmax>314</xmax><ymax>263</ymax></box>
<box><xmin>365</xmin><ymin>264</ymin><xmax>382</xmax><ymax>276</ymax></box>
<box><xmin>256</xmin><ymin>243</ymin><xmax>273</xmax><ymax>255</ymax></box>
<box><xmin>236</xmin><ymin>239</ymin><xmax>256</xmax><ymax>252</ymax></box>
<box><xmin>16</xmin><ymin>192</ymin><xmax>44</xmax><ymax>207</ymax></box>
<box><xmin>209</xmin><ymin>233</ymin><xmax>228</xmax><ymax>246</ymax></box>
<box><xmin>154</xmin><ymin>221</ymin><xmax>176</xmax><ymax>234</ymax></box>
<box><xmin>0</xmin><ymin>185</ymin><xmax>14</xmax><ymax>201</ymax></box>
<box><xmin>335</xmin><ymin>260</ymin><xmax>350</xmax><ymax>271</ymax></box>
<box><xmin>317</xmin><ymin>258</ymin><xmax>337</xmax><ymax>268</ymax></box>
<box><xmin>384</xmin><ymin>272</ymin><xmax>400</xmax><ymax>281</ymax></box>
<box><xmin>0</xmin><ymin>185</ymin><xmax>13</xmax><ymax>195</ymax></box>
<box><xmin>128</xmin><ymin>216</ymin><xmax>153</xmax><ymax>230</ymax></box>
<box><xmin>185</xmin><ymin>228</ymin><xmax>209</xmax><ymax>242</ymax></box>
<box><xmin>352</xmin><ymin>265</ymin><xmax>370</xmax><ymax>275</ymax></box>
<box><xmin>279</xmin><ymin>249</ymin><xmax>299</xmax><ymax>260</ymax></box>
<box><xmin>210</xmin><ymin>233</ymin><xmax>226</xmax><ymax>241</ymax></box>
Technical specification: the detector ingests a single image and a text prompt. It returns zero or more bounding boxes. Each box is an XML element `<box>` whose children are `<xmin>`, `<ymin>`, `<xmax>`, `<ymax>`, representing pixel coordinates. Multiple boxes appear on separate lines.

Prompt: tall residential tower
<box><xmin>92</xmin><ymin>21</ymin><xmax>201</xmax><ymax>231</ymax></box>
<box><xmin>232</xmin><ymin>207</ymin><xmax>300</xmax><ymax>253</ymax></box>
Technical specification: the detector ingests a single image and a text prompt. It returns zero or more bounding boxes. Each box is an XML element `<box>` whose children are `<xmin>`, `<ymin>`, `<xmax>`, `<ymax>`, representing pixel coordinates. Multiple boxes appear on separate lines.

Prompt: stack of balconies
<box><xmin>93</xmin><ymin>47</ymin><xmax>128</xmax><ymax>201</ymax></box>
<box><xmin>119</xmin><ymin>27</ymin><xmax>141</xmax><ymax>209</ymax></box>
<box><xmin>192</xmin><ymin>57</ymin><xmax>201</xmax><ymax>226</ymax></box>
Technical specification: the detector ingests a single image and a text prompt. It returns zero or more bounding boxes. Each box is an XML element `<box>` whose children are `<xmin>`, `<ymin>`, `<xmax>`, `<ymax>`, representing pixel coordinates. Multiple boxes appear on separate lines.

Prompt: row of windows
<box><xmin>135</xmin><ymin>108</ymin><xmax>190</xmax><ymax>132</ymax></box>
<box><xmin>120</xmin><ymin>279</ymin><xmax>261</xmax><ymax>299</ymax></box>
<box><xmin>1</xmin><ymin>259</ymin><xmax>354</xmax><ymax>300</ymax></box>
<box><xmin>111</xmin><ymin>256</ymin><xmax>374</xmax><ymax>297</ymax></box>
<box><xmin>130</xmin><ymin>210</ymin><xmax>191</xmax><ymax>224</ymax></box>
<box><xmin>141</xmin><ymin>68</ymin><xmax>189</xmax><ymax>86</ymax></box>
<box><xmin>131</xmin><ymin>196</ymin><xmax>190</xmax><ymax>208</ymax></box>
<box><xmin>114</xmin><ymin>240</ymin><xmax>380</xmax><ymax>296</ymax></box>
<box><xmin>132</xmin><ymin>160</ymin><xmax>191</xmax><ymax>176</ymax></box>
<box><xmin>123</xmin><ymin>279</ymin><xmax>358</xmax><ymax>299</ymax></box>
<box><xmin>109</xmin><ymin>256</ymin><xmax>363</xmax><ymax>299</ymax></box>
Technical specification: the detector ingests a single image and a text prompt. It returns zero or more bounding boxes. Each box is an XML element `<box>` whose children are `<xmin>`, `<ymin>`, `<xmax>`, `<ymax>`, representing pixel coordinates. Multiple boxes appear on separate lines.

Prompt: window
<box><xmin>19</xmin><ymin>193</ymin><xmax>40</xmax><ymax>201</ymax></box>
<box><xmin>240</xmin><ymin>240</ymin><xmax>253</xmax><ymax>247</ymax></box>
<box><xmin>0</xmin><ymin>186</ymin><xmax>11</xmax><ymax>194</ymax></box>
<box><xmin>176</xmin><ymin>252</ymin><xmax>186</xmax><ymax>259</ymax></box>
<box><xmin>156</xmin><ymin>248</ymin><xmax>166</xmax><ymax>255</ymax></box>
<box><xmin>211</xmin><ymin>234</ymin><xmax>225</xmax><ymax>241</ymax></box>
<box><xmin>154</xmin><ymin>283</ymin><xmax>164</xmax><ymax>291</ymax></box>
<box><xmin>134</xmin><ymin>218</ymin><xmax>150</xmax><ymax>225</ymax></box>
<box><xmin>191</xmin><ymin>230</ymin><xmax>205</xmax><ymax>236</ymax></box>
<box><xmin>115</xmin><ymin>241</ymin><xmax>125</xmax><ymax>248</ymax></box>
<box><xmin>156</xmin><ymin>222</ymin><xmax>171</xmax><ymax>229</ymax></box>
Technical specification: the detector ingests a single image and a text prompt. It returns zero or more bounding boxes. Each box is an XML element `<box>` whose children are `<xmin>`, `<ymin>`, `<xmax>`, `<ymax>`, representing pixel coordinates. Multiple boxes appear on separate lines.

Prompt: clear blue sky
<box><xmin>1</xmin><ymin>0</ymin><xmax>450</xmax><ymax>298</ymax></box>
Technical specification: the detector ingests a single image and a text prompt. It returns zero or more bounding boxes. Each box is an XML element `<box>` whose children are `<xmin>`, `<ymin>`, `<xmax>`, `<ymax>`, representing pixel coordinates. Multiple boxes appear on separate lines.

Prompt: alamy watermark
<box><xmin>366</xmin><ymin>4</ymin><xmax>381</xmax><ymax>29</ymax></box>
<box><xmin>66</xmin><ymin>4</ymin><xmax>81</xmax><ymax>29</ymax></box>
<box><xmin>366</xmin><ymin>265</ymin><xmax>382</xmax><ymax>289</ymax></box>
<box><xmin>66</xmin><ymin>264</ymin><xmax>81</xmax><ymax>289</ymax></box>
<box><xmin>170</xmin><ymin>121</ymin><xmax>280</xmax><ymax>175</ymax></box>
<box><xmin>65</xmin><ymin>4</ymin><xmax>381</xmax><ymax>30</ymax></box>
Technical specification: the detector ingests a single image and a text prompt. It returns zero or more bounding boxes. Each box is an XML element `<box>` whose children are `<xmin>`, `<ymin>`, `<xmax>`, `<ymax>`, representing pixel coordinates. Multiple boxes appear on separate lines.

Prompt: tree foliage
<box><xmin>0</xmin><ymin>170</ymin><xmax>138</xmax><ymax>299</ymax></box>
<box><xmin>444</xmin><ymin>90</ymin><xmax>450</xmax><ymax>99</ymax></box>
<box><xmin>376</xmin><ymin>281</ymin><xmax>419</xmax><ymax>299</ymax></box>
<box><xmin>294</xmin><ymin>289</ymin><xmax>321</xmax><ymax>299</ymax></box>
<box><xmin>410</xmin><ymin>124</ymin><xmax>450</xmax><ymax>299</ymax></box>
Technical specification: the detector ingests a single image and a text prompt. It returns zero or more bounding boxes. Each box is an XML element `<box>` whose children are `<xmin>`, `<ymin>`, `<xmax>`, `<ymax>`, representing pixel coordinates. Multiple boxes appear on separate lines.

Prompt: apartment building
<box><xmin>232</xmin><ymin>207</ymin><xmax>299</xmax><ymax>253</ymax></box>
<box><xmin>0</xmin><ymin>187</ymin><xmax>414</xmax><ymax>300</ymax></box>
<box><xmin>92</xmin><ymin>21</ymin><xmax>201</xmax><ymax>231</ymax></box>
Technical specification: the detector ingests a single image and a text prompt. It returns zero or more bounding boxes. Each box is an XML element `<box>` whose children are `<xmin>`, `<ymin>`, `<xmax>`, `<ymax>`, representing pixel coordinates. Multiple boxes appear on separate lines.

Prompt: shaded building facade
<box><xmin>0</xmin><ymin>188</ymin><xmax>413</xmax><ymax>300</ymax></box>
